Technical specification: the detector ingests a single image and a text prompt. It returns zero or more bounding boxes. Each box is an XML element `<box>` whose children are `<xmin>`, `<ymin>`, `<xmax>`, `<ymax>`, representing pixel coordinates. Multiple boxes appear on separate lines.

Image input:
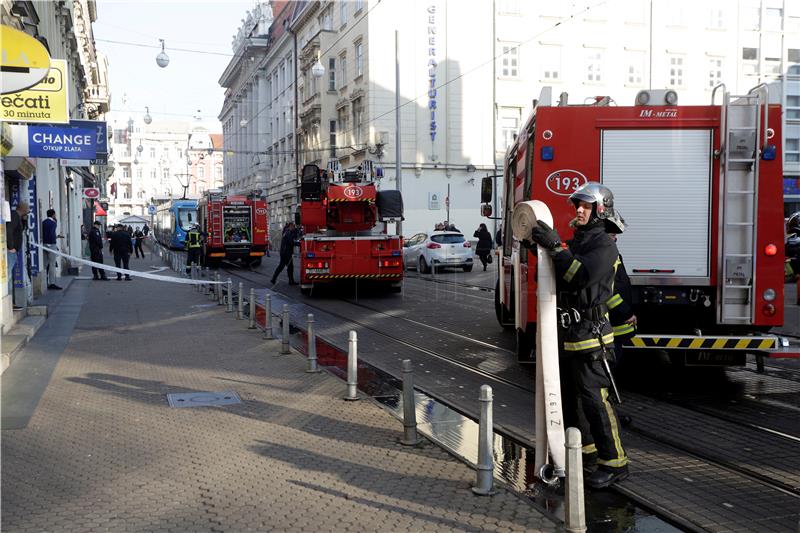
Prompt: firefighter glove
<box><xmin>530</xmin><ymin>220</ymin><xmax>562</xmax><ymax>254</ymax></box>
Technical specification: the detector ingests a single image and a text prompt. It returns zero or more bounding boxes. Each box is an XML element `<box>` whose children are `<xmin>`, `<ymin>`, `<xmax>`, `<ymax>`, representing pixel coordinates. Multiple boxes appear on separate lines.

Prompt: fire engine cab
<box><xmin>484</xmin><ymin>84</ymin><xmax>796</xmax><ymax>367</ymax></box>
<box><xmin>298</xmin><ymin>163</ymin><xmax>404</xmax><ymax>295</ymax></box>
<box><xmin>197</xmin><ymin>190</ymin><xmax>268</xmax><ymax>268</ymax></box>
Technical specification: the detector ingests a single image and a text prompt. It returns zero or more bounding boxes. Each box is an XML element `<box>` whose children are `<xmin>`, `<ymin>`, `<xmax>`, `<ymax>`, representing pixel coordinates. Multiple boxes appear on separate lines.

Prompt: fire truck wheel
<box><xmin>300</xmin><ymin>287</ymin><xmax>312</xmax><ymax>296</ymax></box>
<box><xmin>419</xmin><ymin>256</ymin><xmax>431</xmax><ymax>274</ymax></box>
<box><xmin>495</xmin><ymin>279</ymin><xmax>514</xmax><ymax>330</ymax></box>
<box><xmin>389</xmin><ymin>282</ymin><xmax>402</xmax><ymax>293</ymax></box>
<box><xmin>462</xmin><ymin>265</ymin><xmax>473</xmax><ymax>272</ymax></box>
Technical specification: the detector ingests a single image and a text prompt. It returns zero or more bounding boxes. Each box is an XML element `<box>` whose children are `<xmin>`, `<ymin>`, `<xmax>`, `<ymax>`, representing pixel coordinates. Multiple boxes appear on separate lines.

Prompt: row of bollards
<box><xmin>191</xmin><ymin>276</ymin><xmax>586</xmax><ymax>529</ymax></box>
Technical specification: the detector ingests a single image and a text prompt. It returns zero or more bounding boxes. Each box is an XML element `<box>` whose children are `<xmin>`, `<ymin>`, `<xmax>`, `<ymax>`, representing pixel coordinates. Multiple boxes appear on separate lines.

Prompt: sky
<box><xmin>93</xmin><ymin>0</ymin><xmax>259</xmax><ymax>131</ymax></box>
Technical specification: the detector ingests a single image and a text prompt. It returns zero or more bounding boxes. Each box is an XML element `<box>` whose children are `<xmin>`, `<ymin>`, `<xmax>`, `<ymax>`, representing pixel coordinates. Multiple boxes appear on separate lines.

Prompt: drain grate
<box><xmin>167</xmin><ymin>391</ymin><xmax>241</xmax><ymax>408</ymax></box>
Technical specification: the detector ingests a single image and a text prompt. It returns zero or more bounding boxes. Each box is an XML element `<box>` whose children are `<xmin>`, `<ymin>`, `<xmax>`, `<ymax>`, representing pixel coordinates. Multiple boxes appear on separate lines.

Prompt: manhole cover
<box><xmin>167</xmin><ymin>391</ymin><xmax>241</xmax><ymax>408</ymax></box>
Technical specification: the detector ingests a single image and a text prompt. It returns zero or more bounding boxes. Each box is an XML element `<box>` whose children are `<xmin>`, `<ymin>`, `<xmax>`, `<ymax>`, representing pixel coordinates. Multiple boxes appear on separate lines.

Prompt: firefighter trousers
<box><xmin>560</xmin><ymin>351</ymin><xmax>628</xmax><ymax>469</ymax></box>
<box><xmin>186</xmin><ymin>248</ymin><xmax>202</xmax><ymax>273</ymax></box>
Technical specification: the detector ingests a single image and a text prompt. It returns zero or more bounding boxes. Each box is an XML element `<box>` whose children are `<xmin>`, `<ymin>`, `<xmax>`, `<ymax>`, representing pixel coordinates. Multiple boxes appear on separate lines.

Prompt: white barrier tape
<box><xmin>31</xmin><ymin>242</ymin><xmax>226</xmax><ymax>285</ymax></box>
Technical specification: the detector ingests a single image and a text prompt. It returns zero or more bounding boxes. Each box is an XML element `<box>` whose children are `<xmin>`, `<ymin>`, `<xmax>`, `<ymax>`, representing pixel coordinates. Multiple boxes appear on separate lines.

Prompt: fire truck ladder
<box><xmin>714</xmin><ymin>83</ymin><xmax>768</xmax><ymax>324</ymax></box>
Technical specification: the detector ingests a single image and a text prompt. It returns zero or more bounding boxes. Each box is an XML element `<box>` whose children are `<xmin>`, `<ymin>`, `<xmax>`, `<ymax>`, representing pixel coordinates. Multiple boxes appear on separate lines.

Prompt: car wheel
<box><xmin>419</xmin><ymin>256</ymin><xmax>430</xmax><ymax>274</ymax></box>
<box><xmin>463</xmin><ymin>265</ymin><xmax>473</xmax><ymax>272</ymax></box>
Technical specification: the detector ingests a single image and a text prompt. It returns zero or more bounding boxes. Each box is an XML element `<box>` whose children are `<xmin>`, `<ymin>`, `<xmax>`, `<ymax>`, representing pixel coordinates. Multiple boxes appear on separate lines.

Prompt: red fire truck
<box><xmin>298</xmin><ymin>163</ymin><xmax>404</xmax><ymax>295</ymax></box>
<box><xmin>484</xmin><ymin>84</ymin><xmax>795</xmax><ymax>366</ymax></box>
<box><xmin>197</xmin><ymin>190</ymin><xmax>268</xmax><ymax>268</ymax></box>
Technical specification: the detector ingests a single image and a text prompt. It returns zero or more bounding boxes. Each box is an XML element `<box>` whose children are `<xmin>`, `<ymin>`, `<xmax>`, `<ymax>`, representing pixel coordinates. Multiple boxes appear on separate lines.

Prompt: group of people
<box><xmin>434</xmin><ymin>221</ymin><xmax>459</xmax><ymax>231</ymax></box>
<box><xmin>87</xmin><ymin>223</ymin><xmax>151</xmax><ymax>281</ymax></box>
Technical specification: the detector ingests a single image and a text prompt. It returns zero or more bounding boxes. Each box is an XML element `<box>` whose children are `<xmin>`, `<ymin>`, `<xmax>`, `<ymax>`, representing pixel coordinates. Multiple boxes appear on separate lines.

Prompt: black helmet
<box><xmin>569</xmin><ymin>182</ymin><xmax>625</xmax><ymax>233</ymax></box>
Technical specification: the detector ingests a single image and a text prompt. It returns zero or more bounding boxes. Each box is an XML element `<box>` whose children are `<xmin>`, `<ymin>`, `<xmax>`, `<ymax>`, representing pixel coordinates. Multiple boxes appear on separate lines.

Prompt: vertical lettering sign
<box><xmin>9</xmin><ymin>178</ymin><xmax>39</xmax><ymax>286</ymax></box>
<box><xmin>427</xmin><ymin>4</ymin><xmax>438</xmax><ymax>144</ymax></box>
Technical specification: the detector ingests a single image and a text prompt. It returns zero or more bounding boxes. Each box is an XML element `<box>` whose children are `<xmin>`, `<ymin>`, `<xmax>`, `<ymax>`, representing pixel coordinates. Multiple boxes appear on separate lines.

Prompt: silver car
<box><xmin>403</xmin><ymin>231</ymin><xmax>474</xmax><ymax>273</ymax></box>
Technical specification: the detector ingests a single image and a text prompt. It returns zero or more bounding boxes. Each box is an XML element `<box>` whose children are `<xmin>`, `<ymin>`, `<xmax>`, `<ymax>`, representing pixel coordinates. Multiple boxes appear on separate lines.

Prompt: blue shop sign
<box><xmin>69</xmin><ymin>119</ymin><xmax>108</xmax><ymax>154</ymax></box>
<box><xmin>27</xmin><ymin>124</ymin><xmax>97</xmax><ymax>159</ymax></box>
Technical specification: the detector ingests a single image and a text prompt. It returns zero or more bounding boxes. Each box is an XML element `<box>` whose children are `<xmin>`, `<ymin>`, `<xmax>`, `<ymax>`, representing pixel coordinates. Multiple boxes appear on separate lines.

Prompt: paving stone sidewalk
<box><xmin>1</xmin><ymin>264</ymin><xmax>558</xmax><ymax>533</ymax></box>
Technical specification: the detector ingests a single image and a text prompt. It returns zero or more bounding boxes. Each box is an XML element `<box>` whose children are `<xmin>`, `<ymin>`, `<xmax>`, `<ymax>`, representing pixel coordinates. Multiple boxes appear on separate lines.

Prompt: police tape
<box><xmin>31</xmin><ymin>242</ymin><xmax>227</xmax><ymax>285</ymax></box>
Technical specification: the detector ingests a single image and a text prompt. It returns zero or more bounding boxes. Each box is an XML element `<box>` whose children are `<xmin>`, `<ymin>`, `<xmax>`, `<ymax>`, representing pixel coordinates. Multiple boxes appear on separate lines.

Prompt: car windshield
<box><xmin>430</xmin><ymin>234</ymin><xmax>465</xmax><ymax>244</ymax></box>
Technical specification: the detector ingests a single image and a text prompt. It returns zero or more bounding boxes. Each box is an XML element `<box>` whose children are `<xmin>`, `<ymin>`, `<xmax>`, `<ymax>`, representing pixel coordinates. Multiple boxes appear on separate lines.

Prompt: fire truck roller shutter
<box><xmin>301</xmin><ymin>164</ymin><xmax>323</xmax><ymax>200</ymax></box>
<box><xmin>376</xmin><ymin>190</ymin><xmax>404</xmax><ymax>221</ymax></box>
<box><xmin>600</xmin><ymin>129</ymin><xmax>712</xmax><ymax>279</ymax></box>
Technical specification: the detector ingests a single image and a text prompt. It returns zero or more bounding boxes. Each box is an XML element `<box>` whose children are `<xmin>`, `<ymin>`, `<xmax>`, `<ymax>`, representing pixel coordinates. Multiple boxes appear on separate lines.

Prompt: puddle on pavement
<box><xmin>289</xmin><ymin>329</ymin><xmax>683</xmax><ymax>533</ymax></box>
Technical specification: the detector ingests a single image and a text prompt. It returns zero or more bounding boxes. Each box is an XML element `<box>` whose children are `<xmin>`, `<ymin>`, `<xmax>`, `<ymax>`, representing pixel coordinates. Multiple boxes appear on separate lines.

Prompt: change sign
<box><xmin>27</xmin><ymin>124</ymin><xmax>97</xmax><ymax>159</ymax></box>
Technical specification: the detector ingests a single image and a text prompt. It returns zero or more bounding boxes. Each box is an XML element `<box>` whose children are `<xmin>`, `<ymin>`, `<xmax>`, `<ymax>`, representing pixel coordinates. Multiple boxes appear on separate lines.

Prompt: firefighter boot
<box><xmin>587</xmin><ymin>465</ymin><xmax>629</xmax><ymax>489</ymax></box>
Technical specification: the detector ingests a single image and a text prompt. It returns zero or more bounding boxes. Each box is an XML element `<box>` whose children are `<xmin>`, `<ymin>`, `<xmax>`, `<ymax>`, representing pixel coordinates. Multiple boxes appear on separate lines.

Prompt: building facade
<box><xmin>219</xmin><ymin>1</ymin><xmax>302</xmax><ymax>246</ymax></box>
<box><xmin>222</xmin><ymin>0</ymin><xmax>800</xmax><ymax>239</ymax></box>
<box><xmin>1</xmin><ymin>0</ymin><xmax>110</xmax><ymax>324</ymax></box>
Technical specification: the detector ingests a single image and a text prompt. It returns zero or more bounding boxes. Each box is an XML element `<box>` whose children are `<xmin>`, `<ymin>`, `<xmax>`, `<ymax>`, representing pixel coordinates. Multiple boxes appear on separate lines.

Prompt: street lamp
<box><xmin>156</xmin><ymin>39</ymin><xmax>169</xmax><ymax>68</ymax></box>
<box><xmin>143</xmin><ymin>106</ymin><xmax>152</xmax><ymax>125</ymax></box>
<box><xmin>311</xmin><ymin>52</ymin><xmax>325</xmax><ymax>79</ymax></box>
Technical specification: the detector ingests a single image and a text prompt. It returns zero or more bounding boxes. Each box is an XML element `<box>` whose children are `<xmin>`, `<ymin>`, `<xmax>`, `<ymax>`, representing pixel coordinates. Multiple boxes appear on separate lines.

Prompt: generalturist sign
<box><xmin>0</xmin><ymin>59</ymin><xmax>69</xmax><ymax>123</ymax></box>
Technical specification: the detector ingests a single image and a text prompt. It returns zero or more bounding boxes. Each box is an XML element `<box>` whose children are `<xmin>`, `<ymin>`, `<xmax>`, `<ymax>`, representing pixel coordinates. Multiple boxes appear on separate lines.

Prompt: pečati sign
<box><xmin>0</xmin><ymin>59</ymin><xmax>69</xmax><ymax>123</ymax></box>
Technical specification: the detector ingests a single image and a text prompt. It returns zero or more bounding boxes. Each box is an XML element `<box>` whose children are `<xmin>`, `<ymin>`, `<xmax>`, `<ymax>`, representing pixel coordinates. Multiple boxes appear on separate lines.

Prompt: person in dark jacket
<box><xmin>88</xmin><ymin>221</ymin><xmax>109</xmax><ymax>280</ymax></box>
<box><xmin>42</xmin><ymin>209</ymin><xmax>63</xmax><ymax>290</ymax></box>
<box><xmin>109</xmin><ymin>224</ymin><xmax>133</xmax><ymax>280</ymax></box>
<box><xmin>142</xmin><ymin>223</ymin><xmax>150</xmax><ymax>236</ymax></box>
<box><xmin>133</xmin><ymin>228</ymin><xmax>145</xmax><ymax>258</ymax></box>
<box><xmin>270</xmin><ymin>222</ymin><xmax>299</xmax><ymax>285</ymax></box>
<box><xmin>6</xmin><ymin>202</ymin><xmax>28</xmax><ymax>306</ymax></box>
<box><xmin>525</xmin><ymin>182</ymin><xmax>628</xmax><ymax>489</ymax></box>
<box><xmin>473</xmin><ymin>223</ymin><xmax>493</xmax><ymax>271</ymax></box>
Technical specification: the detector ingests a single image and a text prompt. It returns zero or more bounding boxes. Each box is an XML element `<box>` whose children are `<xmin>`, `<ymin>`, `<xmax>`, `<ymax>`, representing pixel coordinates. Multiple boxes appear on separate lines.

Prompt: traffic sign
<box><xmin>0</xmin><ymin>25</ymin><xmax>51</xmax><ymax>94</ymax></box>
<box><xmin>83</xmin><ymin>187</ymin><xmax>99</xmax><ymax>199</ymax></box>
<box><xmin>148</xmin><ymin>205</ymin><xmax>157</xmax><ymax>215</ymax></box>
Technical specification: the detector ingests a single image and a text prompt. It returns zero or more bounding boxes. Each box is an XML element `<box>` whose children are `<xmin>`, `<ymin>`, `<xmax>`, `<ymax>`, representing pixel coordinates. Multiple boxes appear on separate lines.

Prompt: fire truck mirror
<box><xmin>294</xmin><ymin>210</ymin><xmax>301</xmax><ymax>226</ymax></box>
<box><xmin>481</xmin><ymin>204</ymin><xmax>493</xmax><ymax>218</ymax></box>
<box><xmin>481</xmin><ymin>177</ymin><xmax>493</xmax><ymax>204</ymax></box>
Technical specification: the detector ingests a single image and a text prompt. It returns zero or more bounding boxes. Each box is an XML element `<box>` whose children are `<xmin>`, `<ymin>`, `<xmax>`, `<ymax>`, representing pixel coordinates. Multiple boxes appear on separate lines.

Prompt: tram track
<box><xmin>220</xmin><ymin>264</ymin><xmax>800</xmax><ymax>502</ymax></box>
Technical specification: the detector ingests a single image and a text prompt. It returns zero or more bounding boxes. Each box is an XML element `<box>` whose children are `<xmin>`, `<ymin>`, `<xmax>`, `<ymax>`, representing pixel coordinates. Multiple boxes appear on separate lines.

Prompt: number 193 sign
<box><xmin>545</xmin><ymin>169</ymin><xmax>588</xmax><ymax>196</ymax></box>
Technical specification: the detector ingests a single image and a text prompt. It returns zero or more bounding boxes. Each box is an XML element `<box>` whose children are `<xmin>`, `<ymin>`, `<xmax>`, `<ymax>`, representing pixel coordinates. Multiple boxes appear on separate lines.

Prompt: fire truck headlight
<box><xmin>764</xmin><ymin>244</ymin><xmax>777</xmax><ymax>256</ymax></box>
<box><xmin>763</xmin><ymin>289</ymin><xmax>776</xmax><ymax>301</ymax></box>
<box><xmin>665</xmin><ymin>90</ymin><xmax>678</xmax><ymax>105</ymax></box>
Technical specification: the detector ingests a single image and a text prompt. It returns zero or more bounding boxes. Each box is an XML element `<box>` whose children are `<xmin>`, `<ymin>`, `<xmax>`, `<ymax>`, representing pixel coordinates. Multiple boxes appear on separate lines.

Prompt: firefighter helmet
<box><xmin>788</xmin><ymin>212</ymin><xmax>800</xmax><ymax>236</ymax></box>
<box><xmin>569</xmin><ymin>182</ymin><xmax>625</xmax><ymax>233</ymax></box>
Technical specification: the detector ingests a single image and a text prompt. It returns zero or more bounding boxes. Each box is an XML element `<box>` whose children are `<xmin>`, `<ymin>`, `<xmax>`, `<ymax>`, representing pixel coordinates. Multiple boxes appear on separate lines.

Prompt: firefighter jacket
<box><xmin>551</xmin><ymin>220</ymin><xmax>619</xmax><ymax>355</ymax></box>
<box><xmin>607</xmin><ymin>255</ymin><xmax>636</xmax><ymax>342</ymax></box>
<box><xmin>186</xmin><ymin>230</ymin><xmax>202</xmax><ymax>249</ymax></box>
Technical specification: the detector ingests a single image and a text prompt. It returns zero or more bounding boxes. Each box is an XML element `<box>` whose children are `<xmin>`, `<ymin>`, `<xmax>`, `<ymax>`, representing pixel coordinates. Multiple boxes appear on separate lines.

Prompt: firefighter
<box><xmin>524</xmin><ymin>182</ymin><xmax>629</xmax><ymax>489</ymax></box>
<box><xmin>270</xmin><ymin>222</ymin><xmax>299</xmax><ymax>286</ymax></box>
<box><xmin>185</xmin><ymin>223</ymin><xmax>203</xmax><ymax>275</ymax></box>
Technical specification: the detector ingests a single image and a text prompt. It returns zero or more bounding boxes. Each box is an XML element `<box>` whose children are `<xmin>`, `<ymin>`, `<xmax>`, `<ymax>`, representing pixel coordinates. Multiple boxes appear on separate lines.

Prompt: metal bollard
<box><xmin>248</xmin><ymin>288</ymin><xmax>256</xmax><ymax>329</ymax></box>
<box><xmin>208</xmin><ymin>272</ymin><xmax>216</xmax><ymax>300</ymax></box>
<box><xmin>472</xmin><ymin>385</ymin><xmax>497</xmax><ymax>495</ymax></box>
<box><xmin>280</xmin><ymin>304</ymin><xmax>291</xmax><ymax>354</ymax></box>
<box><xmin>565</xmin><ymin>428</ymin><xmax>587</xmax><ymax>533</ymax></box>
<box><xmin>263</xmin><ymin>294</ymin><xmax>273</xmax><ymax>339</ymax></box>
<box><xmin>193</xmin><ymin>264</ymin><xmax>199</xmax><ymax>290</ymax></box>
<box><xmin>217</xmin><ymin>274</ymin><xmax>224</xmax><ymax>305</ymax></box>
<box><xmin>344</xmin><ymin>331</ymin><xmax>360</xmax><ymax>401</ymax></box>
<box><xmin>306</xmin><ymin>314</ymin><xmax>319</xmax><ymax>373</ymax></box>
<box><xmin>400</xmin><ymin>359</ymin><xmax>422</xmax><ymax>445</ymax></box>
<box><xmin>237</xmin><ymin>282</ymin><xmax>244</xmax><ymax>319</ymax></box>
<box><xmin>226</xmin><ymin>279</ymin><xmax>233</xmax><ymax>313</ymax></box>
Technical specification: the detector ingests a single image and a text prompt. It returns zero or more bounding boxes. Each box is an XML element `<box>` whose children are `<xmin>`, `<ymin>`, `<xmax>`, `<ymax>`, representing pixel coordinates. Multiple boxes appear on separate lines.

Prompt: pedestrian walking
<box><xmin>42</xmin><ymin>209</ymin><xmax>63</xmax><ymax>290</ymax></box>
<box><xmin>5</xmin><ymin>202</ymin><xmax>29</xmax><ymax>308</ymax></box>
<box><xmin>185</xmin><ymin>223</ymin><xmax>203</xmax><ymax>274</ymax></box>
<box><xmin>133</xmin><ymin>228</ymin><xmax>145</xmax><ymax>258</ymax></box>
<box><xmin>142</xmin><ymin>223</ymin><xmax>150</xmax><ymax>236</ymax></box>
<box><xmin>524</xmin><ymin>181</ymin><xmax>629</xmax><ymax>489</ymax></box>
<box><xmin>473</xmin><ymin>223</ymin><xmax>493</xmax><ymax>271</ymax></box>
<box><xmin>270</xmin><ymin>222</ymin><xmax>299</xmax><ymax>285</ymax></box>
<box><xmin>109</xmin><ymin>224</ymin><xmax>133</xmax><ymax>281</ymax></box>
<box><xmin>88</xmin><ymin>221</ymin><xmax>109</xmax><ymax>280</ymax></box>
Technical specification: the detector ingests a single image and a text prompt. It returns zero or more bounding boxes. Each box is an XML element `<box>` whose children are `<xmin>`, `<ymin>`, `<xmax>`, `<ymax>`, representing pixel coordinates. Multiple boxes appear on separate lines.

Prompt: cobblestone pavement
<box><xmin>1</xmin><ymin>265</ymin><xmax>558</xmax><ymax>532</ymax></box>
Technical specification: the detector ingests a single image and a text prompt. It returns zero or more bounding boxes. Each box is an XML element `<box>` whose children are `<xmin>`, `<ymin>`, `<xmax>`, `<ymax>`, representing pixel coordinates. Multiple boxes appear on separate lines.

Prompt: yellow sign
<box><xmin>1</xmin><ymin>25</ymin><xmax>51</xmax><ymax>94</ymax></box>
<box><xmin>0</xmin><ymin>59</ymin><xmax>69</xmax><ymax>124</ymax></box>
